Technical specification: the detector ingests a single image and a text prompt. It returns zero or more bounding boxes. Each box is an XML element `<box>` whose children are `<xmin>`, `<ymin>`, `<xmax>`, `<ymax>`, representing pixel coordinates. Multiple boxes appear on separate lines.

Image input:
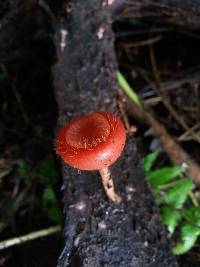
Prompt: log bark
<box><xmin>53</xmin><ymin>1</ymin><xmax>177</xmax><ymax>266</ymax></box>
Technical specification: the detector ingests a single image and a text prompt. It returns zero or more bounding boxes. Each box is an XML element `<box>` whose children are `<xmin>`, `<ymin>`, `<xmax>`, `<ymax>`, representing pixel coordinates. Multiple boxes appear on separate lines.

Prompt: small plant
<box><xmin>38</xmin><ymin>158</ymin><xmax>63</xmax><ymax>224</ymax></box>
<box><xmin>16</xmin><ymin>157</ymin><xmax>63</xmax><ymax>224</ymax></box>
<box><xmin>142</xmin><ymin>151</ymin><xmax>200</xmax><ymax>255</ymax></box>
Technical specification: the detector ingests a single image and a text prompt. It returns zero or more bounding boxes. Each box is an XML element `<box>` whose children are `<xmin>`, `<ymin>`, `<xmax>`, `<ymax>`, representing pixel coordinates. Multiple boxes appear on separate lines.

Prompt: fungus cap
<box><xmin>56</xmin><ymin>111</ymin><xmax>126</xmax><ymax>170</ymax></box>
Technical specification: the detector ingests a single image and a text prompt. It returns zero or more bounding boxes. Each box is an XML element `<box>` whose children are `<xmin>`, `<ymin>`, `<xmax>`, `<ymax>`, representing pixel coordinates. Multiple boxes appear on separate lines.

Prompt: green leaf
<box><xmin>163</xmin><ymin>179</ymin><xmax>193</xmax><ymax>209</ymax></box>
<box><xmin>147</xmin><ymin>165</ymin><xmax>184</xmax><ymax>190</ymax></box>
<box><xmin>184</xmin><ymin>207</ymin><xmax>200</xmax><ymax>227</ymax></box>
<box><xmin>39</xmin><ymin>158</ymin><xmax>60</xmax><ymax>185</ymax></box>
<box><xmin>173</xmin><ymin>222</ymin><xmax>200</xmax><ymax>255</ymax></box>
<box><xmin>42</xmin><ymin>187</ymin><xmax>63</xmax><ymax>224</ymax></box>
<box><xmin>117</xmin><ymin>71</ymin><xmax>142</xmax><ymax>107</ymax></box>
<box><xmin>142</xmin><ymin>150</ymin><xmax>159</xmax><ymax>172</ymax></box>
<box><xmin>161</xmin><ymin>206</ymin><xmax>181</xmax><ymax>235</ymax></box>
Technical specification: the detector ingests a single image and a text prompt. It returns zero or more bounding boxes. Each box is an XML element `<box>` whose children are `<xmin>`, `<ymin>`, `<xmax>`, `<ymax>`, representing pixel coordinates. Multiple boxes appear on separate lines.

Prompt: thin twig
<box><xmin>117</xmin><ymin>99</ymin><xmax>137</xmax><ymax>135</ymax></box>
<box><xmin>143</xmin><ymin>96</ymin><xmax>162</xmax><ymax>106</ymax></box>
<box><xmin>140</xmin><ymin>70</ymin><xmax>200</xmax><ymax>98</ymax></box>
<box><xmin>178</xmin><ymin>123</ymin><xmax>200</xmax><ymax>141</ymax></box>
<box><xmin>123</xmin><ymin>35</ymin><xmax>162</xmax><ymax>48</ymax></box>
<box><xmin>177</xmin><ymin>29</ymin><xmax>200</xmax><ymax>40</ymax></box>
<box><xmin>117</xmin><ymin>99</ymin><xmax>131</xmax><ymax>130</ymax></box>
<box><xmin>0</xmin><ymin>225</ymin><xmax>61</xmax><ymax>250</ymax></box>
<box><xmin>115</xmin><ymin>27</ymin><xmax>172</xmax><ymax>38</ymax></box>
<box><xmin>149</xmin><ymin>44</ymin><xmax>200</xmax><ymax>143</ymax></box>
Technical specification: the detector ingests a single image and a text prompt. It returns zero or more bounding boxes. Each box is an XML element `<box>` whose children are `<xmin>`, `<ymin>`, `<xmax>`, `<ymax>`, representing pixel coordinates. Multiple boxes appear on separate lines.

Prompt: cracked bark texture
<box><xmin>53</xmin><ymin>1</ymin><xmax>177</xmax><ymax>266</ymax></box>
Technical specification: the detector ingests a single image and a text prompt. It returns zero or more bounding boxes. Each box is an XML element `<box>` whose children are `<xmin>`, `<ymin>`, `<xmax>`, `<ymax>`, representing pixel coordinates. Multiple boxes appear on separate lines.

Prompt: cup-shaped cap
<box><xmin>56</xmin><ymin>111</ymin><xmax>126</xmax><ymax>170</ymax></box>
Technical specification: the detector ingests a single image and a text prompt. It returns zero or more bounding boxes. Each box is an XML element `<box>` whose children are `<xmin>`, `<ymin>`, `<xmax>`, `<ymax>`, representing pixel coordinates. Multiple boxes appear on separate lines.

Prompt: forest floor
<box><xmin>0</xmin><ymin>18</ymin><xmax>200</xmax><ymax>266</ymax></box>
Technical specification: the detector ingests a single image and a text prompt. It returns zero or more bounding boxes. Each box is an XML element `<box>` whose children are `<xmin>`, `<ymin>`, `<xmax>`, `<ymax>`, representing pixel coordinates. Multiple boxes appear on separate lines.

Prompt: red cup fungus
<box><xmin>56</xmin><ymin>111</ymin><xmax>126</xmax><ymax>203</ymax></box>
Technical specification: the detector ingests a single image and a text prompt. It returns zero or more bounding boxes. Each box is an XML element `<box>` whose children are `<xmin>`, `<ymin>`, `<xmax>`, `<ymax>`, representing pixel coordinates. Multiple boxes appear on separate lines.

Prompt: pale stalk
<box><xmin>99</xmin><ymin>167</ymin><xmax>122</xmax><ymax>203</ymax></box>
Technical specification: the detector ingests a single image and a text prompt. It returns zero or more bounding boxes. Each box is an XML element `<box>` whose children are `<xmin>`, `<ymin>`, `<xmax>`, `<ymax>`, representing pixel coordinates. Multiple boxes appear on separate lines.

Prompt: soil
<box><xmin>0</xmin><ymin>26</ymin><xmax>62</xmax><ymax>266</ymax></box>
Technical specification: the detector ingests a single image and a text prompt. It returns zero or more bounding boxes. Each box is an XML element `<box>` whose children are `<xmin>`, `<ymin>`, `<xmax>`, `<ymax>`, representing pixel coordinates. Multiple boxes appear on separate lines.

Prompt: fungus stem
<box><xmin>99</xmin><ymin>168</ymin><xmax>122</xmax><ymax>203</ymax></box>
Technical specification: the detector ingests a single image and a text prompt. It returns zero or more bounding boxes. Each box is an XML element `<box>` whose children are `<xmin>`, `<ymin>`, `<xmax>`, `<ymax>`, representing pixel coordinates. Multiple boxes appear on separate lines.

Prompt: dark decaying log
<box><xmin>53</xmin><ymin>1</ymin><xmax>177</xmax><ymax>266</ymax></box>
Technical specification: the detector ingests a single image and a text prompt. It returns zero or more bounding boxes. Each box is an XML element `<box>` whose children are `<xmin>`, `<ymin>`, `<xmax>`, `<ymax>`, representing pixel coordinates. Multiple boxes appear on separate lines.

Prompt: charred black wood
<box><xmin>53</xmin><ymin>1</ymin><xmax>177</xmax><ymax>266</ymax></box>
